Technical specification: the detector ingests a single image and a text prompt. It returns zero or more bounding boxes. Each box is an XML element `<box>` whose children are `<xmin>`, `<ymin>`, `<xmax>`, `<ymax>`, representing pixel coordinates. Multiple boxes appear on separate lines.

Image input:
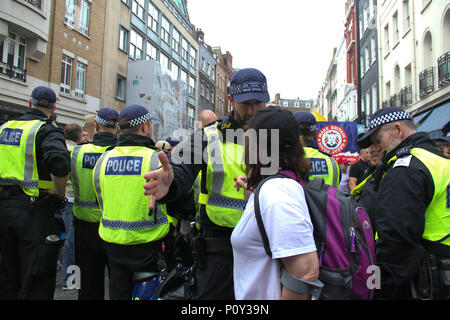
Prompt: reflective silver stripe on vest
<box><xmin>101</xmin><ymin>216</ymin><xmax>168</xmax><ymax>230</ymax></box>
<box><xmin>207</xmin><ymin>194</ymin><xmax>247</xmax><ymax>210</ymax></box>
<box><xmin>330</xmin><ymin>157</ymin><xmax>339</xmax><ymax>188</ymax></box>
<box><xmin>24</xmin><ymin>121</ymin><xmax>43</xmax><ymax>182</ymax></box>
<box><xmin>71</xmin><ymin>145</ymin><xmax>83</xmax><ymax>204</ymax></box>
<box><xmin>205</xmin><ymin>125</ymin><xmax>225</xmax><ymax>196</ymax></box>
<box><xmin>74</xmin><ymin>199</ymin><xmax>99</xmax><ymax>209</ymax></box>
<box><xmin>93</xmin><ymin>151</ymin><xmax>110</xmax><ymax>210</ymax></box>
<box><xmin>0</xmin><ymin>177</ymin><xmax>38</xmax><ymax>188</ymax></box>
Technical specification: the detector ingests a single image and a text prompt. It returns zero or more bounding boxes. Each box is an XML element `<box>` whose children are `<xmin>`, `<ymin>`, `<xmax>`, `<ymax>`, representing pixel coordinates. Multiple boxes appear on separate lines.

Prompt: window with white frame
<box><xmin>119</xmin><ymin>26</ymin><xmax>129</xmax><ymax>53</ymax></box>
<box><xmin>170</xmin><ymin>63</ymin><xmax>179</xmax><ymax>80</ymax></box>
<box><xmin>403</xmin><ymin>0</ymin><xmax>411</xmax><ymax>31</ymax></box>
<box><xmin>181</xmin><ymin>38</ymin><xmax>188</xmax><ymax>61</ymax></box>
<box><xmin>65</xmin><ymin>0</ymin><xmax>76</xmax><ymax>26</ymax></box>
<box><xmin>79</xmin><ymin>0</ymin><xmax>91</xmax><ymax>35</ymax></box>
<box><xmin>146</xmin><ymin>41</ymin><xmax>157</xmax><ymax>60</ymax></box>
<box><xmin>132</xmin><ymin>0</ymin><xmax>145</xmax><ymax>21</ymax></box>
<box><xmin>160</xmin><ymin>16</ymin><xmax>170</xmax><ymax>44</ymax></box>
<box><xmin>75</xmin><ymin>61</ymin><xmax>86</xmax><ymax>99</ymax></box>
<box><xmin>130</xmin><ymin>29</ymin><xmax>143</xmax><ymax>60</ymax></box>
<box><xmin>384</xmin><ymin>24</ymin><xmax>390</xmax><ymax>53</ymax></box>
<box><xmin>393</xmin><ymin>11</ymin><xmax>399</xmax><ymax>45</ymax></box>
<box><xmin>60</xmin><ymin>55</ymin><xmax>73</xmax><ymax>94</ymax></box>
<box><xmin>0</xmin><ymin>32</ymin><xmax>26</xmax><ymax>81</ymax></box>
<box><xmin>172</xmin><ymin>28</ymin><xmax>180</xmax><ymax>53</ymax></box>
<box><xmin>148</xmin><ymin>2</ymin><xmax>159</xmax><ymax>34</ymax></box>
<box><xmin>371</xmin><ymin>84</ymin><xmax>378</xmax><ymax>114</ymax></box>
<box><xmin>365</xmin><ymin>47</ymin><xmax>370</xmax><ymax>72</ymax></box>
<box><xmin>371</xmin><ymin>36</ymin><xmax>376</xmax><ymax>64</ymax></box>
<box><xmin>189</xmin><ymin>47</ymin><xmax>196</xmax><ymax>68</ymax></box>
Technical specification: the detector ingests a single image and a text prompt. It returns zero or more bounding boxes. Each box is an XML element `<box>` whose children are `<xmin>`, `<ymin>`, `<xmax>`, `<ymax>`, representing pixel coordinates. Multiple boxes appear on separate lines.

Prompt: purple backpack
<box><xmin>254</xmin><ymin>171</ymin><xmax>376</xmax><ymax>300</ymax></box>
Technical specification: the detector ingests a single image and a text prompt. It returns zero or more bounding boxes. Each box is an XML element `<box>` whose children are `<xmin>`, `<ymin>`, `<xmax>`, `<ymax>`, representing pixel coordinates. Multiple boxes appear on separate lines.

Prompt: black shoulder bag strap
<box><xmin>253</xmin><ymin>174</ymin><xmax>291</xmax><ymax>258</ymax></box>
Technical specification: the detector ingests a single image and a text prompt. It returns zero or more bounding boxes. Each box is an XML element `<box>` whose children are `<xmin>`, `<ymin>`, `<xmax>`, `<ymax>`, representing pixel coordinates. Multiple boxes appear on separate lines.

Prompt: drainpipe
<box><xmin>356</xmin><ymin>0</ymin><xmax>362</xmax><ymax>124</ymax></box>
<box><xmin>411</xmin><ymin>0</ymin><xmax>418</xmax><ymax>109</ymax></box>
<box><xmin>48</xmin><ymin>0</ymin><xmax>57</xmax><ymax>85</ymax></box>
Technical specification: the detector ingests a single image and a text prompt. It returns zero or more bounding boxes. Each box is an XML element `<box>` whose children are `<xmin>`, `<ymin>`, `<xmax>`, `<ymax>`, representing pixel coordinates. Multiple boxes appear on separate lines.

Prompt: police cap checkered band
<box><xmin>119</xmin><ymin>104</ymin><xmax>158</xmax><ymax>129</ymax></box>
<box><xmin>30</xmin><ymin>86</ymin><xmax>58</xmax><ymax>109</ymax></box>
<box><xmin>96</xmin><ymin>108</ymin><xmax>119</xmax><ymax>128</ymax></box>
<box><xmin>368</xmin><ymin>110</ymin><xmax>412</xmax><ymax>130</ymax></box>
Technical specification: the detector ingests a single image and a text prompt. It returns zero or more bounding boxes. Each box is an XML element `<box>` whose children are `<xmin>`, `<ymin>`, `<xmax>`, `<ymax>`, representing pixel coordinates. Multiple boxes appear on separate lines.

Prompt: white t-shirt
<box><xmin>231</xmin><ymin>178</ymin><xmax>316</xmax><ymax>300</ymax></box>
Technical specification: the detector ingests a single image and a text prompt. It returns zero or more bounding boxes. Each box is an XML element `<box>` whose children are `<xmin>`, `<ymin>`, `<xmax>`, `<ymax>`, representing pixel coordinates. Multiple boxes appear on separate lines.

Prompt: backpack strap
<box><xmin>254</xmin><ymin>174</ymin><xmax>292</xmax><ymax>258</ymax></box>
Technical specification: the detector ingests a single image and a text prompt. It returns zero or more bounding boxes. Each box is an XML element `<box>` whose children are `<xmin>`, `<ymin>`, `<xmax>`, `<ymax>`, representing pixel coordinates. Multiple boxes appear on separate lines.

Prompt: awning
<box><xmin>417</xmin><ymin>102</ymin><xmax>450</xmax><ymax>133</ymax></box>
<box><xmin>413</xmin><ymin>110</ymin><xmax>432</xmax><ymax>125</ymax></box>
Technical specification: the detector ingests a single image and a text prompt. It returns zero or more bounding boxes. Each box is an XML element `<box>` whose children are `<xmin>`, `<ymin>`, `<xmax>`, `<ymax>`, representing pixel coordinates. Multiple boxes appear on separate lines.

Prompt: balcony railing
<box><xmin>438</xmin><ymin>51</ymin><xmax>450</xmax><ymax>88</ymax></box>
<box><xmin>400</xmin><ymin>85</ymin><xmax>413</xmax><ymax>108</ymax></box>
<box><xmin>24</xmin><ymin>0</ymin><xmax>41</xmax><ymax>9</ymax></box>
<box><xmin>419</xmin><ymin>67</ymin><xmax>435</xmax><ymax>99</ymax></box>
<box><xmin>0</xmin><ymin>62</ymin><xmax>27</xmax><ymax>82</ymax></box>
<box><xmin>389</xmin><ymin>94</ymin><xmax>401</xmax><ymax>108</ymax></box>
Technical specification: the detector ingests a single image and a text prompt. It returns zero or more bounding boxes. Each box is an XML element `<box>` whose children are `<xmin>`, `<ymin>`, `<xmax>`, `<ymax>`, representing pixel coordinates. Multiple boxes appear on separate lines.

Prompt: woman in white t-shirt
<box><xmin>231</xmin><ymin>106</ymin><xmax>319</xmax><ymax>300</ymax></box>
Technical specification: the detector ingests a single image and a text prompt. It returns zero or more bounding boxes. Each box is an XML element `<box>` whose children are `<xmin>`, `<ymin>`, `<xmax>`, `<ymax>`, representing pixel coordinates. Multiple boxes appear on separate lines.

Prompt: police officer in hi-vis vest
<box><xmin>93</xmin><ymin>105</ymin><xmax>177</xmax><ymax>300</ymax></box>
<box><xmin>0</xmin><ymin>86</ymin><xmax>70</xmax><ymax>299</ymax></box>
<box><xmin>143</xmin><ymin>68</ymin><xmax>269</xmax><ymax>299</ymax></box>
<box><xmin>358</xmin><ymin>107</ymin><xmax>450</xmax><ymax>300</ymax></box>
<box><xmin>71</xmin><ymin>108</ymin><xmax>119</xmax><ymax>299</ymax></box>
<box><xmin>293</xmin><ymin>111</ymin><xmax>341</xmax><ymax>189</ymax></box>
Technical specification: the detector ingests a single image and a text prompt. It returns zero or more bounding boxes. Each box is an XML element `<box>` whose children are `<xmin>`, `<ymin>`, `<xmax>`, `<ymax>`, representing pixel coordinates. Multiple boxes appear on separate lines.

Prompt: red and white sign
<box><xmin>317</xmin><ymin>125</ymin><xmax>348</xmax><ymax>155</ymax></box>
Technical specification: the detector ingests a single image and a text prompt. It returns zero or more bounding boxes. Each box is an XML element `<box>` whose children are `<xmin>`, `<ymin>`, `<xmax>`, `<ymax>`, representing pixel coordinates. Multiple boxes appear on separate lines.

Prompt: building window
<box><xmin>170</xmin><ymin>63</ymin><xmax>179</xmax><ymax>80</ymax></box>
<box><xmin>116</xmin><ymin>74</ymin><xmax>126</xmax><ymax>101</ymax></box>
<box><xmin>189</xmin><ymin>47</ymin><xmax>197</xmax><ymax>68</ymax></box>
<box><xmin>371</xmin><ymin>36</ymin><xmax>376</xmax><ymax>64</ymax></box>
<box><xmin>119</xmin><ymin>26</ymin><xmax>129</xmax><ymax>53</ymax></box>
<box><xmin>121</xmin><ymin>0</ymin><xmax>131</xmax><ymax>7</ymax></box>
<box><xmin>180</xmin><ymin>69</ymin><xmax>187</xmax><ymax>84</ymax></box>
<box><xmin>371</xmin><ymin>84</ymin><xmax>378</xmax><ymax>114</ymax></box>
<box><xmin>79</xmin><ymin>0</ymin><xmax>91</xmax><ymax>36</ymax></box>
<box><xmin>172</xmin><ymin>28</ymin><xmax>180</xmax><ymax>53</ymax></box>
<box><xmin>403</xmin><ymin>0</ymin><xmax>411</xmax><ymax>31</ymax></box>
<box><xmin>130</xmin><ymin>29</ymin><xmax>143</xmax><ymax>60</ymax></box>
<box><xmin>384</xmin><ymin>24</ymin><xmax>390</xmax><ymax>53</ymax></box>
<box><xmin>393</xmin><ymin>11</ymin><xmax>399</xmax><ymax>45</ymax></box>
<box><xmin>60</xmin><ymin>55</ymin><xmax>73</xmax><ymax>95</ymax></box>
<box><xmin>146</xmin><ymin>41</ymin><xmax>157</xmax><ymax>60</ymax></box>
<box><xmin>159</xmin><ymin>53</ymin><xmax>169</xmax><ymax>71</ymax></box>
<box><xmin>65</xmin><ymin>0</ymin><xmax>76</xmax><ymax>26</ymax></box>
<box><xmin>132</xmin><ymin>0</ymin><xmax>145</xmax><ymax>21</ymax></box>
<box><xmin>75</xmin><ymin>61</ymin><xmax>86</xmax><ymax>99</ymax></box>
<box><xmin>25</xmin><ymin>0</ymin><xmax>42</xmax><ymax>10</ymax></box>
<box><xmin>365</xmin><ymin>47</ymin><xmax>370</xmax><ymax>72</ymax></box>
<box><xmin>148</xmin><ymin>2</ymin><xmax>159</xmax><ymax>34</ymax></box>
<box><xmin>189</xmin><ymin>76</ymin><xmax>196</xmax><ymax>97</ymax></box>
<box><xmin>188</xmin><ymin>106</ymin><xmax>195</xmax><ymax>129</ymax></box>
<box><xmin>0</xmin><ymin>32</ymin><xmax>26</xmax><ymax>81</ymax></box>
<box><xmin>181</xmin><ymin>38</ymin><xmax>188</xmax><ymax>61</ymax></box>
<box><xmin>160</xmin><ymin>16</ymin><xmax>170</xmax><ymax>44</ymax></box>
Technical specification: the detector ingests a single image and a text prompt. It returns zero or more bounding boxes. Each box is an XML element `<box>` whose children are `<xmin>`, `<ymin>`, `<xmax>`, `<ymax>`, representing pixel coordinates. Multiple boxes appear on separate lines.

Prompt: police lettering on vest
<box><xmin>82</xmin><ymin>153</ymin><xmax>103</xmax><ymax>169</ymax></box>
<box><xmin>105</xmin><ymin>156</ymin><xmax>143</xmax><ymax>176</ymax></box>
<box><xmin>310</xmin><ymin>158</ymin><xmax>329</xmax><ymax>175</ymax></box>
<box><xmin>0</xmin><ymin>128</ymin><xmax>23</xmax><ymax>146</ymax></box>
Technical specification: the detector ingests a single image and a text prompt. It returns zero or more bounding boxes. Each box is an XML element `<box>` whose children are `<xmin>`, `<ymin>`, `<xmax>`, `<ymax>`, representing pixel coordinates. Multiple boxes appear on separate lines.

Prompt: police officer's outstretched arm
<box><xmin>144</xmin><ymin>151</ymin><xmax>174</xmax><ymax>209</ymax></box>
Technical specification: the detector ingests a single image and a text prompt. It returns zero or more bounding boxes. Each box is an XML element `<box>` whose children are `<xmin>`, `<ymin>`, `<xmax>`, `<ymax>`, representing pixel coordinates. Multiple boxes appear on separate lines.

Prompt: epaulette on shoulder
<box><xmin>218</xmin><ymin>121</ymin><xmax>232</xmax><ymax>130</ymax></box>
<box><xmin>395</xmin><ymin>145</ymin><xmax>412</xmax><ymax>159</ymax></box>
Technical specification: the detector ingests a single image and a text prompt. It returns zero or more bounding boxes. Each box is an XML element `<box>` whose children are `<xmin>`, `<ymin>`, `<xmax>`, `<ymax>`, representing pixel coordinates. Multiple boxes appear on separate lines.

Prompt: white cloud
<box><xmin>187</xmin><ymin>0</ymin><xmax>347</xmax><ymax>101</ymax></box>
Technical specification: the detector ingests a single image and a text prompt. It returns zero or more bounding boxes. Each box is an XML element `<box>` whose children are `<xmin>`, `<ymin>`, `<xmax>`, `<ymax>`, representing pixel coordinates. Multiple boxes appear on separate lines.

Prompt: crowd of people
<box><xmin>0</xmin><ymin>67</ymin><xmax>449</xmax><ymax>300</ymax></box>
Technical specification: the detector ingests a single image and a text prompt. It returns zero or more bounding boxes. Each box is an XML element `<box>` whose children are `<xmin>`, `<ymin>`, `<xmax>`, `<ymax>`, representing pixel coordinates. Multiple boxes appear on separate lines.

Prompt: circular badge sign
<box><xmin>317</xmin><ymin>125</ymin><xmax>348</xmax><ymax>155</ymax></box>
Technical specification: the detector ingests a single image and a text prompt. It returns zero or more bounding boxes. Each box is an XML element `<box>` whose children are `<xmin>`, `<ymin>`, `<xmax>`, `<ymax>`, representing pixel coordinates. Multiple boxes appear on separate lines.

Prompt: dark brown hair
<box><xmin>245</xmin><ymin>138</ymin><xmax>310</xmax><ymax>192</ymax></box>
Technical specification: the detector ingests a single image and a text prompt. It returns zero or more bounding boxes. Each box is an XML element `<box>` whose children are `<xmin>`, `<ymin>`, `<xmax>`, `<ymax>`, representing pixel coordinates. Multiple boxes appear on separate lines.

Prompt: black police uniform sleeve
<box><xmin>38</xmin><ymin>124</ymin><xmax>71</xmax><ymax>177</ymax></box>
<box><xmin>374</xmin><ymin>158</ymin><xmax>434</xmax><ymax>297</ymax></box>
<box><xmin>160</xmin><ymin>128</ymin><xmax>206</xmax><ymax>204</ymax></box>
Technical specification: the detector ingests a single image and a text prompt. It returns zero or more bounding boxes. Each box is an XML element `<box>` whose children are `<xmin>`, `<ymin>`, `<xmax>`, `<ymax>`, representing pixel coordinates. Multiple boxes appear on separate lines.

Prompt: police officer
<box><xmin>358</xmin><ymin>107</ymin><xmax>450</xmax><ymax>300</ymax></box>
<box><xmin>93</xmin><ymin>105</ymin><xmax>177</xmax><ymax>300</ymax></box>
<box><xmin>293</xmin><ymin>111</ymin><xmax>340</xmax><ymax>188</ymax></box>
<box><xmin>0</xmin><ymin>86</ymin><xmax>70</xmax><ymax>299</ymax></box>
<box><xmin>70</xmin><ymin>108</ymin><xmax>119</xmax><ymax>299</ymax></box>
<box><xmin>144</xmin><ymin>68</ymin><xmax>270</xmax><ymax>299</ymax></box>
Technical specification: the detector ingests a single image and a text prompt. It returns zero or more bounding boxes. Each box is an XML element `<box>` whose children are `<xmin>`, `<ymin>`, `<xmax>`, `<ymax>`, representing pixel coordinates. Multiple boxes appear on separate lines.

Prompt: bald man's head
<box><xmin>197</xmin><ymin>110</ymin><xmax>218</xmax><ymax>128</ymax></box>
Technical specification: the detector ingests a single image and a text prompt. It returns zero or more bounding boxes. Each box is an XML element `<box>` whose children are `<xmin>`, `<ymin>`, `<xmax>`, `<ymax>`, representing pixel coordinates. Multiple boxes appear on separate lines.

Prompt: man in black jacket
<box><xmin>358</xmin><ymin>107</ymin><xmax>450</xmax><ymax>300</ymax></box>
<box><xmin>0</xmin><ymin>86</ymin><xmax>70</xmax><ymax>299</ymax></box>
